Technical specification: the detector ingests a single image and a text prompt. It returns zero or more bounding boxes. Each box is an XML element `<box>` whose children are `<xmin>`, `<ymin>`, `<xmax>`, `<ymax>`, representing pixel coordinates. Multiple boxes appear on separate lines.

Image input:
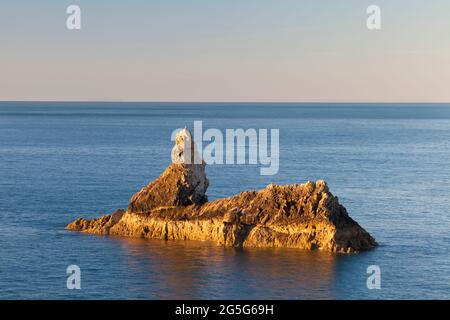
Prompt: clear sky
<box><xmin>1</xmin><ymin>0</ymin><xmax>449</xmax><ymax>102</ymax></box>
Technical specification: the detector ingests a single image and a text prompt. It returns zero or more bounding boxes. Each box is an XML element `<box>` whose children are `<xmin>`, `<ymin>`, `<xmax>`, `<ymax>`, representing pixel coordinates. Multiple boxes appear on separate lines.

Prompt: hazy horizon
<box><xmin>1</xmin><ymin>0</ymin><xmax>449</xmax><ymax>102</ymax></box>
<box><xmin>2</xmin><ymin>100</ymin><xmax>450</xmax><ymax>104</ymax></box>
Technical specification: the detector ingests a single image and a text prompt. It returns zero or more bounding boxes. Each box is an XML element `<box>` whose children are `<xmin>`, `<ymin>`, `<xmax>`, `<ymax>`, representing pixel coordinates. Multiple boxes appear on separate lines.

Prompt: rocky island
<box><xmin>67</xmin><ymin>129</ymin><xmax>377</xmax><ymax>253</ymax></box>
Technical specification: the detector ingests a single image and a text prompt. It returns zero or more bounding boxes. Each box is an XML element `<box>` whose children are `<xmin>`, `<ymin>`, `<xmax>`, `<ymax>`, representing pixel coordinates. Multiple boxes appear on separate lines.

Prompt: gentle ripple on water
<box><xmin>0</xmin><ymin>102</ymin><xmax>449</xmax><ymax>299</ymax></box>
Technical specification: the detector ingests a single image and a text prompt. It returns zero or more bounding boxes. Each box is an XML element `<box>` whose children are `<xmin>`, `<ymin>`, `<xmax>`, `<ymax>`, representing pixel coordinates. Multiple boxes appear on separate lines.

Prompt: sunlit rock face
<box><xmin>171</xmin><ymin>128</ymin><xmax>200</xmax><ymax>165</ymax></box>
<box><xmin>67</xmin><ymin>128</ymin><xmax>377</xmax><ymax>253</ymax></box>
<box><xmin>128</xmin><ymin>128</ymin><xmax>209</xmax><ymax>212</ymax></box>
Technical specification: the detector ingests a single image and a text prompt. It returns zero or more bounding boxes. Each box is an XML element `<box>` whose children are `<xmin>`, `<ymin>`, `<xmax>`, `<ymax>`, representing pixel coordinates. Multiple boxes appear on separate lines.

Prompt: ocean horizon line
<box><xmin>1</xmin><ymin>100</ymin><xmax>450</xmax><ymax>105</ymax></box>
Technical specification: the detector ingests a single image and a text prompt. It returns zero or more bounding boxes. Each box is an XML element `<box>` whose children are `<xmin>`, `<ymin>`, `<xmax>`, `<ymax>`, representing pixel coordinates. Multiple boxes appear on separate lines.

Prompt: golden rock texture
<box><xmin>67</xmin><ymin>129</ymin><xmax>377</xmax><ymax>253</ymax></box>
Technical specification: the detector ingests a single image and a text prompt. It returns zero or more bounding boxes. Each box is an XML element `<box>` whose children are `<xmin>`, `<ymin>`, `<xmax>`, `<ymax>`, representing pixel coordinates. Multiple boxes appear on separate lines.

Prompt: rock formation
<box><xmin>129</xmin><ymin>128</ymin><xmax>208</xmax><ymax>212</ymax></box>
<box><xmin>67</xmin><ymin>129</ymin><xmax>377</xmax><ymax>253</ymax></box>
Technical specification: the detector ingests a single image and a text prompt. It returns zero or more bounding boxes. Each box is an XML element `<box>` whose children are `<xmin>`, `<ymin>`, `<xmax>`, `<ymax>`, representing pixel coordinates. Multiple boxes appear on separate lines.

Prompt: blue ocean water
<box><xmin>0</xmin><ymin>102</ymin><xmax>449</xmax><ymax>299</ymax></box>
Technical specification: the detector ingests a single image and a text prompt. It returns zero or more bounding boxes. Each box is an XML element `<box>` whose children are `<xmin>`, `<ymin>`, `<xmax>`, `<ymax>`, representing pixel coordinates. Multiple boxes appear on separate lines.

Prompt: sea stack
<box><xmin>67</xmin><ymin>128</ymin><xmax>377</xmax><ymax>253</ymax></box>
<box><xmin>128</xmin><ymin>128</ymin><xmax>209</xmax><ymax>212</ymax></box>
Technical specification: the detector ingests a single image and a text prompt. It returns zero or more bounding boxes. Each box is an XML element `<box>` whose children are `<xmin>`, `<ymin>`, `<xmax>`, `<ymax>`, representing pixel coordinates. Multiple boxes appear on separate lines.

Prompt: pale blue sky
<box><xmin>1</xmin><ymin>0</ymin><xmax>449</xmax><ymax>102</ymax></box>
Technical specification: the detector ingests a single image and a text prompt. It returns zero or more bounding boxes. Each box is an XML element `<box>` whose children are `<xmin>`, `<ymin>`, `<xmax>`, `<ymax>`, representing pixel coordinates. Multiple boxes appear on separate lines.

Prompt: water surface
<box><xmin>0</xmin><ymin>102</ymin><xmax>449</xmax><ymax>299</ymax></box>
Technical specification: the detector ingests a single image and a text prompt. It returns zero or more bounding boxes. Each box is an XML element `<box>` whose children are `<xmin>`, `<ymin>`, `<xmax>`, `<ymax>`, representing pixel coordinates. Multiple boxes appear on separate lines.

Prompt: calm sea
<box><xmin>0</xmin><ymin>102</ymin><xmax>449</xmax><ymax>299</ymax></box>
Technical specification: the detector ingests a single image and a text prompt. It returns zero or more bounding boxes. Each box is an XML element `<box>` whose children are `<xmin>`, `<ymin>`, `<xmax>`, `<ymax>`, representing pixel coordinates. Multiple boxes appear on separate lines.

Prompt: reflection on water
<box><xmin>3</xmin><ymin>103</ymin><xmax>449</xmax><ymax>299</ymax></box>
<box><xmin>111</xmin><ymin>236</ymin><xmax>338</xmax><ymax>299</ymax></box>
